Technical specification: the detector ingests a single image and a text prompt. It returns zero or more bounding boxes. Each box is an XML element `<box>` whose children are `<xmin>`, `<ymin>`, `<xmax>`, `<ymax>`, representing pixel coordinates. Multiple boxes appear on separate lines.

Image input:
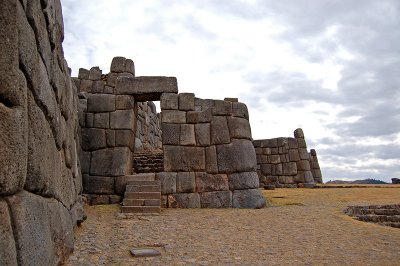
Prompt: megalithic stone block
<box><xmin>115</xmin><ymin>76</ymin><xmax>178</xmax><ymax>101</ymax></box>
<box><xmin>216</xmin><ymin>139</ymin><xmax>257</xmax><ymax>173</ymax></box>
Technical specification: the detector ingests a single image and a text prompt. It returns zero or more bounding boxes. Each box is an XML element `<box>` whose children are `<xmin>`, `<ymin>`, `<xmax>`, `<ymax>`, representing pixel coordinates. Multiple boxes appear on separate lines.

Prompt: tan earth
<box><xmin>64</xmin><ymin>185</ymin><xmax>400</xmax><ymax>265</ymax></box>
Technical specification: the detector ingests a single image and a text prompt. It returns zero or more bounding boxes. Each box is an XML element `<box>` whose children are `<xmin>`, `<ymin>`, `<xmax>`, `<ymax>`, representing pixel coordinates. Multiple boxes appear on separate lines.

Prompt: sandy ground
<box><xmin>64</xmin><ymin>186</ymin><xmax>400</xmax><ymax>265</ymax></box>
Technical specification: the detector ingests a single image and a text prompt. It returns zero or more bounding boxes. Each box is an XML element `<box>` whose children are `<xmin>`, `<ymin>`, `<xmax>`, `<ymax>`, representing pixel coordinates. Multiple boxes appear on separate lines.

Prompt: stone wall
<box><xmin>0</xmin><ymin>0</ymin><xmax>84</xmax><ymax>264</ymax></box>
<box><xmin>158</xmin><ymin>95</ymin><xmax>266</xmax><ymax>208</ymax></box>
<box><xmin>74</xmin><ymin>57</ymin><xmax>137</xmax><ymax>205</ymax></box>
<box><xmin>253</xmin><ymin>128</ymin><xmax>323</xmax><ymax>188</ymax></box>
<box><xmin>133</xmin><ymin>152</ymin><xmax>164</xmax><ymax>173</ymax></box>
<box><xmin>135</xmin><ymin>101</ymin><xmax>162</xmax><ymax>153</ymax></box>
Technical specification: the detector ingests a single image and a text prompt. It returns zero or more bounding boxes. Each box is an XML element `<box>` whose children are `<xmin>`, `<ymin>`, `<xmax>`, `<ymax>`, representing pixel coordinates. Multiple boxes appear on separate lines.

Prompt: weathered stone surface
<box><xmin>87</xmin><ymin>94</ymin><xmax>115</xmax><ymax>112</ymax></box>
<box><xmin>180</xmin><ymin>124</ymin><xmax>196</xmax><ymax>146</ymax></box>
<box><xmin>78</xmin><ymin>68</ymin><xmax>90</xmax><ymax>79</ymax></box>
<box><xmin>288</xmin><ymin>138</ymin><xmax>298</xmax><ymax>148</ymax></box>
<box><xmin>212</xmin><ymin>100</ymin><xmax>232</xmax><ymax>115</ymax></box>
<box><xmin>156</xmin><ymin>172</ymin><xmax>177</xmax><ymax>194</ymax></box>
<box><xmin>161</xmin><ymin>110</ymin><xmax>186</xmax><ymax>123</ymax></box>
<box><xmin>89</xmin><ymin>67</ymin><xmax>102</xmax><ymax>80</ymax></box>
<box><xmin>216</xmin><ymin>139</ymin><xmax>257</xmax><ymax>173</ymax></box>
<box><xmin>297</xmin><ymin>160</ymin><xmax>311</xmax><ymax>171</ymax></box>
<box><xmin>81</xmin><ymin>128</ymin><xmax>106</xmax><ymax>150</ymax></box>
<box><xmin>164</xmin><ymin>146</ymin><xmax>205</xmax><ymax>172</ymax></box>
<box><xmin>196</xmin><ymin>172</ymin><xmax>229</xmax><ymax>192</ymax></box>
<box><xmin>6</xmin><ymin>191</ymin><xmax>55</xmax><ymax>265</ymax></box>
<box><xmin>69</xmin><ymin>197</ymin><xmax>87</xmax><ymax>225</ymax></box>
<box><xmin>211</xmin><ymin>116</ymin><xmax>230</xmax><ymax>145</ymax></box>
<box><xmin>83</xmin><ymin>175</ymin><xmax>115</xmax><ymax>194</ymax></box>
<box><xmin>168</xmin><ymin>193</ymin><xmax>200</xmax><ymax>208</ymax></box>
<box><xmin>160</xmin><ymin>93</ymin><xmax>179</xmax><ymax>110</ymax></box>
<box><xmin>227</xmin><ymin>117</ymin><xmax>252</xmax><ymax>140</ymax></box>
<box><xmin>106</xmin><ymin>130</ymin><xmax>116</xmax><ymax>147</ymax></box>
<box><xmin>93</xmin><ymin>112</ymin><xmax>109</xmax><ymax>128</ymax></box>
<box><xmin>232</xmin><ymin>102</ymin><xmax>249</xmax><ymax>119</ymax></box>
<box><xmin>176</xmin><ymin>172</ymin><xmax>196</xmax><ymax>193</ymax></box>
<box><xmin>232</xmin><ymin>189</ymin><xmax>266</xmax><ymax>208</ymax></box>
<box><xmin>224</xmin><ymin>98</ymin><xmax>238</xmax><ymax>102</ymax></box>
<box><xmin>283</xmin><ymin>162</ymin><xmax>297</xmax><ymax>175</ymax></box>
<box><xmin>115</xmin><ymin>130</ymin><xmax>135</xmax><ymax>150</ymax></box>
<box><xmin>187</xmin><ymin>109</ymin><xmax>212</xmax><ymax>123</ymax></box>
<box><xmin>289</xmin><ymin>149</ymin><xmax>300</xmax><ymax>162</ymax></box>
<box><xmin>269</xmin><ymin>155</ymin><xmax>281</xmax><ymax>164</ymax></box>
<box><xmin>79</xmin><ymin>79</ymin><xmax>92</xmax><ymax>92</ymax></box>
<box><xmin>200</xmin><ymin>191</ymin><xmax>232</xmax><ymax>208</ymax></box>
<box><xmin>195</xmin><ymin>123</ymin><xmax>211</xmax><ymax>146</ymax></box>
<box><xmin>110</xmin><ymin>109</ymin><xmax>135</xmax><ymax>129</ymax></box>
<box><xmin>297</xmin><ymin>138</ymin><xmax>307</xmax><ymax>148</ymax></box>
<box><xmin>162</xmin><ymin>123</ymin><xmax>180</xmax><ymax>145</ymax></box>
<box><xmin>179</xmin><ymin>93</ymin><xmax>195</xmax><ymax>111</ymax></box>
<box><xmin>91</xmin><ymin>195</ymin><xmax>110</xmax><ymax>205</ymax></box>
<box><xmin>275</xmin><ymin>164</ymin><xmax>283</xmax><ymax>175</ymax></box>
<box><xmin>116</xmin><ymin>76</ymin><xmax>178</xmax><ymax>101</ymax></box>
<box><xmin>304</xmin><ymin>171</ymin><xmax>315</xmax><ymax>183</ymax></box>
<box><xmin>299</xmin><ymin>148</ymin><xmax>310</xmax><ymax>160</ymax></box>
<box><xmin>116</xmin><ymin>95</ymin><xmax>135</xmax><ymax>109</ymax></box>
<box><xmin>110</xmin><ymin>57</ymin><xmax>127</xmax><ymax>73</ymax></box>
<box><xmin>194</xmin><ymin>98</ymin><xmax>214</xmax><ymax>111</ymax></box>
<box><xmin>91</xmin><ymin>80</ymin><xmax>104</xmax><ymax>93</ymax></box>
<box><xmin>90</xmin><ymin>147</ymin><xmax>132</xmax><ymax>176</ymax></box>
<box><xmin>228</xmin><ymin>172</ymin><xmax>259</xmax><ymax>190</ymax></box>
<box><xmin>0</xmin><ymin>200</ymin><xmax>18</xmax><ymax>266</ymax></box>
<box><xmin>115</xmin><ymin>174</ymin><xmax>155</xmax><ymax>195</ymax></box>
<box><xmin>294</xmin><ymin>128</ymin><xmax>304</xmax><ymax>138</ymax></box>
<box><xmin>205</xmin><ymin>146</ymin><xmax>218</xmax><ymax>173</ymax></box>
<box><xmin>260</xmin><ymin>164</ymin><xmax>272</xmax><ymax>175</ymax></box>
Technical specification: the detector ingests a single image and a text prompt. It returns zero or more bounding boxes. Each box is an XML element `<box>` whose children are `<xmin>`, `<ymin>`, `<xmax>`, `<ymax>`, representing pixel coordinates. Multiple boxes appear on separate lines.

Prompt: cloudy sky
<box><xmin>62</xmin><ymin>0</ymin><xmax>400</xmax><ymax>183</ymax></box>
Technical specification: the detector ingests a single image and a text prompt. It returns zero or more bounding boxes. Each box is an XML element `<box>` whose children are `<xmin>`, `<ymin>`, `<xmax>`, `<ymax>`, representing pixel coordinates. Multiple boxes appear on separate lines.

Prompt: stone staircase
<box><xmin>344</xmin><ymin>204</ymin><xmax>400</xmax><ymax>228</ymax></box>
<box><xmin>121</xmin><ymin>174</ymin><xmax>161</xmax><ymax>214</ymax></box>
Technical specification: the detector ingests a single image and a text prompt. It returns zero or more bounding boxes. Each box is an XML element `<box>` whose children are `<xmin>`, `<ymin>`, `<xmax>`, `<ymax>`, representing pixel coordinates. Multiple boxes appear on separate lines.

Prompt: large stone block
<box><xmin>81</xmin><ymin>128</ymin><xmax>106</xmax><ymax>151</ymax></box>
<box><xmin>93</xmin><ymin>112</ymin><xmax>110</xmax><ymax>128</ymax></box>
<box><xmin>299</xmin><ymin>148</ymin><xmax>310</xmax><ymax>160</ymax></box>
<box><xmin>83</xmin><ymin>175</ymin><xmax>115</xmax><ymax>194</ymax></box>
<box><xmin>297</xmin><ymin>160</ymin><xmax>311</xmax><ymax>171</ymax></box>
<box><xmin>176</xmin><ymin>172</ymin><xmax>196</xmax><ymax>193</ymax></box>
<box><xmin>212</xmin><ymin>100</ymin><xmax>232</xmax><ymax>115</ymax></box>
<box><xmin>116</xmin><ymin>76</ymin><xmax>178</xmax><ymax>101</ymax></box>
<box><xmin>216</xmin><ymin>139</ymin><xmax>257</xmax><ymax>173</ymax></box>
<box><xmin>210</xmin><ymin>116</ymin><xmax>230</xmax><ymax>145</ymax></box>
<box><xmin>227</xmin><ymin>117</ymin><xmax>252</xmax><ymax>140</ymax></box>
<box><xmin>194</xmin><ymin>98</ymin><xmax>214</xmax><ymax>111</ymax></box>
<box><xmin>156</xmin><ymin>172</ymin><xmax>177</xmax><ymax>195</ymax></box>
<box><xmin>115</xmin><ymin>130</ymin><xmax>135</xmax><ymax>150</ymax></box>
<box><xmin>164</xmin><ymin>146</ymin><xmax>205</xmax><ymax>172</ymax></box>
<box><xmin>195</xmin><ymin>172</ymin><xmax>229</xmax><ymax>192</ymax></box>
<box><xmin>179</xmin><ymin>93</ymin><xmax>195</xmax><ymax>111</ymax></box>
<box><xmin>162</xmin><ymin>123</ymin><xmax>180</xmax><ymax>145</ymax></box>
<box><xmin>87</xmin><ymin>94</ymin><xmax>115</xmax><ymax>112</ymax></box>
<box><xmin>232</xmin><ymin>189</ymin><xmax>266</xmax><ymax>208</ymax></box>
<box><xmin>232</xmin><ymin>102</ymin><xmax>249</xmax><ymax>119</ymax></box>
<box><xmin>168</xmin><ymin>193</ymin><xmax>200</xmax><ymax>208</ymax></box>
<box><xmin>116</xmin><ymin>95</ymin><xmax>135</xmax><ymax>110</ymax></box>
<box><xmin>90</xmin><ymin>147</ymin><xmax>132</xmax><ymax>176</ymax></box>
<box><xmin>5</xmin><ymin>191</ymin><xmax>55</xmax><ymax>265</ymax></box>
<box><xmin>289</xmin><ymin>149</ymin><xmax>300</xmax><ymax>162</ymax></box>
<box><xmin>205</xmin><ymin>146</ymin><xmax>218</xmax><ymax>173</ymax></box>
<box><xmin>160</xmin><ymin>93</ymin><xmax>178</xmax><ymax>110</ymax></box>
<box><xmin>187</xmin><ymin>109</ymin><xmax>212</xmax><ymax>123</ymax></box>
<box><xmin>200</xmin><ymin>191</ymin><xmax>232</xmax><ymax>208</ymax></box>
<box><xmin>260</xmin><ymin>164</ymin><xmax>273</xmax><ymax>175</ymax></box>
<box><xmin>195</xmin><ymin>123</ymin><xmax>211</xmax><ymax>146</ymax></box>
<box><xmin>110</xmin><ymin>109</ymin><xmax>135</xmax><ymax>129</ymax></box>
<box><xmin>180</xmin><ymin>124</ymin><xmax>196</xmax><ymax>146</ymax></box>
<box><xmin>283</xmin><ymin>162</ymin><xmax>297</xmax><ymax>175</ymax></box>
<box><xmin>161</xmin><ymin>110</ymin><xmax>186</xmax><ymax>123</ymax></box>
<box><xmin>228</xmin><ymin>171</ymin><xmax>259</xmax><ymax>190</ymax></box>
<box><xmin>0</xmin><ymin>200</ymin><xmax>17</xmax><ymax>265</ymax></box>
<box><xmin>110</xmin><ymin>56</ymin><xmax>127</xmax><ymax>73</ymax></box>
<box><xmin>294</xmin><ymin>128</ymin><xmax>304</xmax><ymax>138</ymax></box>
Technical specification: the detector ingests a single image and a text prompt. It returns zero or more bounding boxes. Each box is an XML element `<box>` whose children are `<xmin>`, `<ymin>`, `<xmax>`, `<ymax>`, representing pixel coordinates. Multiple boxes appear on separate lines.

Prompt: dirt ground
<box><xmin>64</xmin><ymin>186</ymin><xmax>400</xmax><ymax>265</ymax></box>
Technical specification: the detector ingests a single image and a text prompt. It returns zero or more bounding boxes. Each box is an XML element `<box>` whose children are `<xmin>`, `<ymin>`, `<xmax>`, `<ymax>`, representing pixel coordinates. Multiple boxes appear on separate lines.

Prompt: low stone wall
<box><xmin>158</xmin><ymin>95</ymin><xmax>266</xmax><ymax>208</ymax></box>
<box><xmin>253</xmin><ymin>128</ymin><xmax>322</xmax><ymax>188</ymax></box>
<box><xmin>133</xmin><ymin>152</ymin><xmax>164</xmax><ymax>173</ymax></box>
<box><xmin>344</xmin><ymin>205</ymin><xmax>400</xmax><ymax>228</ymax></box>
<box><xmin>0</xmin><ymin>1</ymin><xmax>84</xmax><ymax>264</ymax></box>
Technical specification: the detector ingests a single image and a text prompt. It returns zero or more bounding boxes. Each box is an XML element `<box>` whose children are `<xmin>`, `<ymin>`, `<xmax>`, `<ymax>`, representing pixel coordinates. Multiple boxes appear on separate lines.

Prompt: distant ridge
<box><xmin>326</xmin><ymin>178</ymin><xmax>388</xmax><ymax>184</ymax></box>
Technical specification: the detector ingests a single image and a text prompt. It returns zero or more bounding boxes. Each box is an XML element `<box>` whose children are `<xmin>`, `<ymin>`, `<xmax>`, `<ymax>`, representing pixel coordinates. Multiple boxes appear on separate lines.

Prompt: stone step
<box><xmin>124</xmin><ymin>173</ymin><xmax>156</xmax><ymax>182</ymax></box>
<box><xmin>124</xmin><ymin>192</ymin><xmax>161</xmax><ymax>200</ymax></box>
<box><xmin>126</xmin><ymin>180</ymin><xmax>160</xmax><ymax>186</ymax></box>
<box><xmin>123</xmin><ymin>199</ymin><xmax>161</xmax><ymax>207</ymax></box>
<box><xmin>126</xmin><ymin>184</ymin><xmax>160</xmax><ymax>193</ymax></box>
<box><xmin>121</xmin><ymin>206</ymin><xmax>161</xmax><ymax>214</ymax></box>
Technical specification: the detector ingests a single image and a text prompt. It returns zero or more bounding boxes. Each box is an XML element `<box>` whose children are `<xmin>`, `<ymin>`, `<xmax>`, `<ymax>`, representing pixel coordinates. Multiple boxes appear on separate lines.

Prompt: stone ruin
<box><xmin>254</xmin><ymin>128</ymin><xmax>323</xmax><ymax>188</ymax></box>
<box><xmin>75</xmin><ymin>58</ymin><xmax>266</xmax><ymax>209</ymax></box>
<box><xmin>0</xmin><ymin>0</ymin><xmax>323</xmax><ymax>263</ymax></box>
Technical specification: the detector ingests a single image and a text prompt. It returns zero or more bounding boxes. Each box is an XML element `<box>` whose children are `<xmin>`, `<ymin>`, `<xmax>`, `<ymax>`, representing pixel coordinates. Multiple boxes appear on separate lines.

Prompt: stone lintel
<box><xmin>115</xmin><ymin>76</ymin><xmax>178</xmax><ymax>101</ymax></box>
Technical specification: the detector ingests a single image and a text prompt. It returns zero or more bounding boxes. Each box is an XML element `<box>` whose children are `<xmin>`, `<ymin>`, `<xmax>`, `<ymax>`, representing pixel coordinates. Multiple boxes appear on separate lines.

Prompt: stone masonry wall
<box><xmin>135</xmin><ymin>101</ymin><xmax>162</xmax><ymax>153</ymax></box>
<box><xmin>0</xmin><ymin>1</ymin><xmax>84</xmax><ymax>265</ymax></box>
<box><xmin>158</xmin><ymin>95</ymin><xmax>266</xmax><ymax>208</ymax></box>
<box><xmin>253</xmin><ymin>128</ymin><xmax>323</xmax><ymax>188</ymax></box>
<box><xmin>74</xmin><ymin>57</ymin><xmax>137</xmax><ymax>205</ymax></box>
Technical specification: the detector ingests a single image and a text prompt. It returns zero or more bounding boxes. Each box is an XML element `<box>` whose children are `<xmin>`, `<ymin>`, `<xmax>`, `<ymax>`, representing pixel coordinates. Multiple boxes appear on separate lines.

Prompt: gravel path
<box><xmin>64</xmin><ymin>188</ymin><xmax>400</xmax><ymax>265</ymax></box>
